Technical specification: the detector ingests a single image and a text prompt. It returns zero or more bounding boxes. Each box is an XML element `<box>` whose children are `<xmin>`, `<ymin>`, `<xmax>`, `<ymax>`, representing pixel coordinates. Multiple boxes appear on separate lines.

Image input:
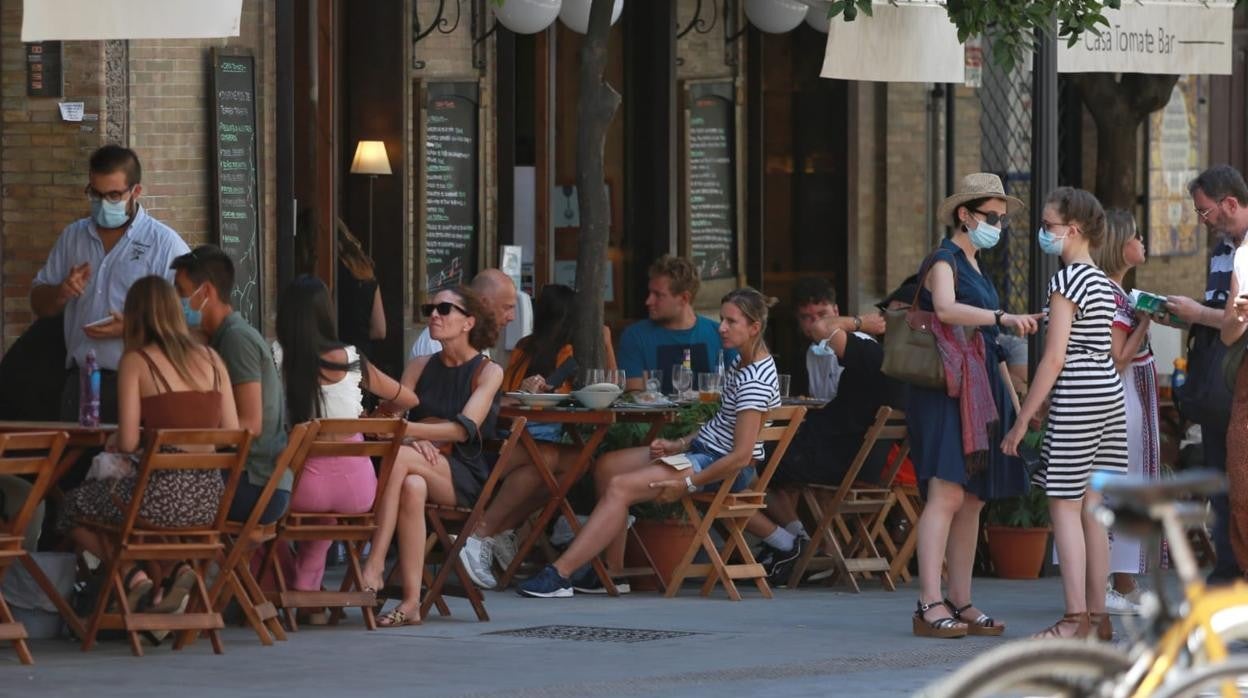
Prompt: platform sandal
<box><xmin>913</xmin><ymin>600</ymin><xmax>967</xmax><ymax>638</ymax></box>
<box><xmin>1032</xmin><ymin>612</ymin><xmax>1090</xmax><ymax>640</ymax></box>
<box><xmin>1088</xmin><ymin>612</ymin><xmax>1113</xmax><ymax>642</ymax></box>
<box><xmin>946</xmin><ymin>599</ymin><xmax>1005</xmax><ymax>637</ymax></box>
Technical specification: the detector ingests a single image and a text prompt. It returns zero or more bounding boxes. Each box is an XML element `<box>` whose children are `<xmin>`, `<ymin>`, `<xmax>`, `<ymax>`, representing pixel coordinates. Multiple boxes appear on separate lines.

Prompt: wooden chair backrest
<box><xmin>470</xmin><ymin>415</ymin><xmax>526</xmax><ymax>512</ymax></box>
<box><xmin>0</xmin><ymin>431</ymin><xmax>67</xmax><ymax>541</ymax></box>
<box><xmin>830</xmin><ymin>406</ymin><xmax>909</xmax><ymax>505</ymax></box>
<box><xmin>123</xmin><ymin>428</ymin><xmax>253</xmax><ymax>535</ymax></box>
<box><xmin>750</xmin><ymin>405</ymin><xmax>808</xmax><ymax>494</ymax></box>
<box><xmin>868</xmin><ymin>408</ymin><xmax>911</xmax><ymax>488</ymax></box>
<box><xmin>288</xmin><ymin>418</ymin><xmax>406</xmax><ymax>508</ymax></box>
<box><xmin>233</xmin><ymin>422</ymin><xmax>314</xmax><ymax>533</ymax></box>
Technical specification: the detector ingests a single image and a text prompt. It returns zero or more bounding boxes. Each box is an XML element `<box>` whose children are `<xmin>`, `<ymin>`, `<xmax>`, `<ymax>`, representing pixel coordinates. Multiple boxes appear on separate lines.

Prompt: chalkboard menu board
<box><xmin>25</xmin><ymin>42</ymin><xmax>61</xmax><ymax>97</ymax></box>
<box><xmin>687</xmin><ymin>82</ymin><xmax>736</xmax><ymax>281</ymax></box>
<box><xmin>424</xmin><ymin>83</ymin><xmax>479</xmax><ymax>292</ymax></box>
<box><xmin>210</xmin><ymin>49</ymin><xmax>261</xmax><ymax>328</ymax></box>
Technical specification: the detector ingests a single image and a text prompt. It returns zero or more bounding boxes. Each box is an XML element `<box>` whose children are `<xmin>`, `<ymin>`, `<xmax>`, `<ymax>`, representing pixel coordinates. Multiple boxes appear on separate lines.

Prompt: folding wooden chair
<box><xmin>0</xmin><ymin>431</ymin><xmax>68</xmax><ymax>665</ymax></box>
<box><xmin>80</xmin><ymin>428</ymin><xmax>253</xmax><ymax>656</ymax></box>
<box><xmin>263</xmin><ymin>418</ymin><xmax>405</xmax><ymax>631</ymax></box>
<box><xmin>787</xmin><ymin>406</ymin><xmax>909</xmax><ymax>591</ymax></box>
<box><xmin>185</xmin><ymin>422</ymin><xmax>315</xmax><ymax>649</ymax></box>
<box><xmin>420</xmin><ymin>416</ymin><xmax>526</xmax><ymax>622</ymax></box>
<box><xmin>656</xmin><ymin>405</ymin><xmax>807</xmax><ymax>600</ymax></box>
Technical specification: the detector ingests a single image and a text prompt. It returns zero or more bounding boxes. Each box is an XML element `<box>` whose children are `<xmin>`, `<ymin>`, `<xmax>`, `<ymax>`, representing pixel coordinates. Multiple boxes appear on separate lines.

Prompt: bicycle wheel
<box><xmin>1151</xmin><ymin>658</ymin><xmax>1248</xmax><ymax>698</ymax></box>
<box><xmin>918</xmin><ymin>638</ymin><xmax>1133</xmax><ymax>698</ymax></box>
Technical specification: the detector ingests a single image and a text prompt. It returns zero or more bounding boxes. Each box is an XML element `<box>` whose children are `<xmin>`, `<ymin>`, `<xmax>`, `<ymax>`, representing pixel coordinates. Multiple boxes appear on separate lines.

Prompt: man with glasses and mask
<box><xmin>30</xmin><ymin>145</ymin><xmax>189</xmax><ymax>422</ymax></box>
<box><xmin>1161</xmin><ymin>165</ymin><xmax>1248</xmax><ymax>583</ymax></box>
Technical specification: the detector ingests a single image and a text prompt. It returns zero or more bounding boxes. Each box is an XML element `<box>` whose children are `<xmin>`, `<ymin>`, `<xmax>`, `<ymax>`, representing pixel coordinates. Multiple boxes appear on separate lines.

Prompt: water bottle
<box><xmin>682</xmin><ymin>348</ymin><xmax>692</xmax><ymax>372</ymax></box>
<box><xmin>716</xmin><ymin>349</ymin><xmax>725</xmax><ymax>378</ymax></box>
<box><xmin>79</xmin><ymin>349</ymin><xmax>100</xmax><ymax>427</ymax></box>
<box><xmin>1172</xmin><ymin>358</ymin><xmax>1187</xmax><ymax>391</ymax></box>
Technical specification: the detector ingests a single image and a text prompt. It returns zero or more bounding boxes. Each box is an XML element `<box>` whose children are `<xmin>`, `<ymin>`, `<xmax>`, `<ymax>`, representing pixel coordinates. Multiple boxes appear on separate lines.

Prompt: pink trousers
<box><xmin>279</xmin><ymin>452</ymin><xmax>377</xmax><ymax>591</ymax></box>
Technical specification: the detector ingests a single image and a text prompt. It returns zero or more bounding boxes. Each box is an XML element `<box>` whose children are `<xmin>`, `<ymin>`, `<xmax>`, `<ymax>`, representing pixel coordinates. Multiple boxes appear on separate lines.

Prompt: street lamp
<box><xmin>349</xmin><ymin>140</ymin><xmax>392</xmax><ymax>255</ymax></box>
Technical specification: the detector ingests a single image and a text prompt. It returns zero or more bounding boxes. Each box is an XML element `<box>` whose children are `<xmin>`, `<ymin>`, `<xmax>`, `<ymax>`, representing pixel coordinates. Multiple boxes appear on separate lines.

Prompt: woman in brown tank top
<box><xmin>60</xmin><ymin>276</ymin><xmax>240</xmax><ymax>611</ymax></box>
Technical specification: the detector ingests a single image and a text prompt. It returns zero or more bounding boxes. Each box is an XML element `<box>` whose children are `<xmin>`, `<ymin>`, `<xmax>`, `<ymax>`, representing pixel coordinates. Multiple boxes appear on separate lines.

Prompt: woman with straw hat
<box><xmin>908</xmin><ymin>173</ymin><xmax>1041</xmax><ymax>638</ymax></box>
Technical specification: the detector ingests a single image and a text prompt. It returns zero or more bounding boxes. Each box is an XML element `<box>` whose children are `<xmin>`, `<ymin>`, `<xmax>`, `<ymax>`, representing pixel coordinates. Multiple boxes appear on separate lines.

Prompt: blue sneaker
<box><xmin>517</xmin><ymin>565</ymin><xmax>573</xmax><ymax>598</ymax></box>
<box><xmin>570</xmin><ymin>564</ymin><xmax>630</xmax><ymax>595</ymax></box>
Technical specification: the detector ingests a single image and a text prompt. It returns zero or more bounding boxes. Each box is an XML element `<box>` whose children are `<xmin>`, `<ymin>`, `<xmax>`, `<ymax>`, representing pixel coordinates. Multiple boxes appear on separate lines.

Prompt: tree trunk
<box><xmin>570</xmin><ymin>0</ymin><xmax>622</xmax><ymax>374</ymax></box>
<box><xmin>1071</xmin><ymin>73</ymin><xmax>1180</xmax><ymax>210</ymax></box>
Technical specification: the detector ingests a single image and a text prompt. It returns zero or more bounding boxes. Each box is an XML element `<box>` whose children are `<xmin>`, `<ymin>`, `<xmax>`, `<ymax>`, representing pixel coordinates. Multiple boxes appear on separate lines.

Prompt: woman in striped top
<box><xmin>518</xmin><ymin>288</ymin><xmax>781</xmax><ymax>598</ymax></box>
<box><xmin>1003</xmin><ymin>187</ymin><xmax>1127</xmax><ymax>640</ymax></box>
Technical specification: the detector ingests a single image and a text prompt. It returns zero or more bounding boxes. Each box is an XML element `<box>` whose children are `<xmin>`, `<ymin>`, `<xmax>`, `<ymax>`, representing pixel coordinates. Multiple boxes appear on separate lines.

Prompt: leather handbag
<box><xmin>881</xmin><ymin>252</ymin><xmax>950</xmax><ymax>390</ymax></box>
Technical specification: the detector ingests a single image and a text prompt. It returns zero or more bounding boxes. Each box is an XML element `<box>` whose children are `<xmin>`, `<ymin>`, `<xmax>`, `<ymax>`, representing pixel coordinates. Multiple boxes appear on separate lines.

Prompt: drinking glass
<box><xmin>643</xmin><ymin>369</ymin><xmax>663</xmax><ymax>398</ymax></box>
<box><xmin>582</xmin><ymin>368</ymin><xmax>606</xmax><ymax>388</ymax></box>
<box><xmin>697</xmin><ymin>372</ymin><xmax>722</xmax><ymax>403</ymax></box>
<box><xmin>610</xmin><ymin>369</ymin><xmax>627</xmax><ymax>390</ymax></box>
<box><xmin>777</xmin><ymin>374</ymin><xmax>791</xmax><ymax>399</ymax></box>
<box><xmin>670</xmin><ymin>365</ymin><xmax>692</xmax><ymax>399</ymax></box>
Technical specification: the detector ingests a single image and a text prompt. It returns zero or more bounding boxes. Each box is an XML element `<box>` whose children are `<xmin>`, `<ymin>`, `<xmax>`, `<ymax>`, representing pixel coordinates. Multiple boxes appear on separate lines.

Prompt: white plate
<box><xmin>503</xmin><ymin>392</ymin><xmax>569</xmax><ymax>408</ymax></box>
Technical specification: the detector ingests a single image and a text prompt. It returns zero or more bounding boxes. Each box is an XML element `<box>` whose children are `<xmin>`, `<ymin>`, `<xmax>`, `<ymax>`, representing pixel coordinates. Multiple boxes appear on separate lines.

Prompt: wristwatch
<box><xmin>684</xmin><ymin>475</ymin><xmax>698</xmax><ymax>493</ymax></box>
<box><xmin>853</xmin><ymin>316</ymin><xmax>862</xmax><ymax>332</ymax></box>
<box><xmin>994</xmin><ymin>309</ymin><xmax>1005</xmax><ymax>327</ymax></box>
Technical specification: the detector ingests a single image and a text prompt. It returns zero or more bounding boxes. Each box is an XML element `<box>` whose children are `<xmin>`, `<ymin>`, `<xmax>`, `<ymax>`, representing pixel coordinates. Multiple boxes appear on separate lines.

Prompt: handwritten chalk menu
<box><xmin>687</xmin><ymin>82</ymin><xmax>736</xmax><ymax>281</ymax></box>
<box><xmin>210</xmin><ymin>50</ymin><xmax>261</xmax><ymax>328</ymax></box>
<box><xmin>424</xmin><ymin>83</ymin><xmax>479</xmax><ymax>292</ymax></box>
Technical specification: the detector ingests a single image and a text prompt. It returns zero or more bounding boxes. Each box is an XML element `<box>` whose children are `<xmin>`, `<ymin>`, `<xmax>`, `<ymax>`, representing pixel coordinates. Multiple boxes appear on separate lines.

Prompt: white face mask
<box><xmin>809</xmin><ymin>340</ymin><xmax>844</xmax><ymax>400</ymax></box>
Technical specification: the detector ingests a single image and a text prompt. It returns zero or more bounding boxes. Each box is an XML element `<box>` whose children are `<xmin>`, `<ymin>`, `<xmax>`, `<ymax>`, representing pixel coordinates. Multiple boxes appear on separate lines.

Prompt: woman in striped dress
<box><xmin>1094</xmin><ymin>209</ymin><xmax>1161</xmax><ymax>612</ymax></box>
<box><xmin>1003</xmin><ymin>187</ymin><xmax>1128</xmax><ymax>640</ymax></box>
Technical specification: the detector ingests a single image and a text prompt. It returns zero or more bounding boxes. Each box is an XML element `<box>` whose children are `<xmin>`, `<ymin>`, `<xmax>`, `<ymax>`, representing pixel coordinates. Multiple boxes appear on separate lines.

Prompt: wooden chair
<box><xmin>656</xmin><ymin>405</ymin><xmax>807</xmax><ymax>600</ymax></box>
<box><xmin>419</xmin><ymin>416</ymin><xmax>526</xmax><ymax>621</ymax></box>
<box><xmin>80</xmin><ymin>428</ymin><xmax>253</xmax><ymax>656</ymax></box>
<box><xmin>186</xmin><ymin>422</ymin><xmax>315</xmax><ymax>648</ymax></box>
<box><xmin>0</xmin><ymin>431</ymin><xmax>68</xmax><ymax>665</ymax></box>
<box><xmin>263</xmin><ymin>418</ymin><xmax>405</xmax><ymax>631</ymax></box>
<box><xmin>787</xmin><ymin>406</ymin><xmax>910</xmax><ymax>591</ymax></box>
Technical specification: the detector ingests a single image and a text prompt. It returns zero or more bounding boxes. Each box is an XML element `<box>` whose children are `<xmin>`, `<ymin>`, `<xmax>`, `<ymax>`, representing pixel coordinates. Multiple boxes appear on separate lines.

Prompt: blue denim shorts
<box><xmin>526</xmin><ymin>422</ymin><xmax>564</xmax><ymax>443</ymax></box>
<box><xmin>688</xmin><ymin>439</ymin><xmax>755</xmax><ymax>493</ymax></box>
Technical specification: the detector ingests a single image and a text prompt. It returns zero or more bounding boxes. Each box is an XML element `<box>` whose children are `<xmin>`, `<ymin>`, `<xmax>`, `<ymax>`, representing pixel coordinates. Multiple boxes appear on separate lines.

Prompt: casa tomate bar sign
<box><xmin>1057</xmin><ymin>1</ymin><xmax>1233</xmax><ymax>75</ymax></box>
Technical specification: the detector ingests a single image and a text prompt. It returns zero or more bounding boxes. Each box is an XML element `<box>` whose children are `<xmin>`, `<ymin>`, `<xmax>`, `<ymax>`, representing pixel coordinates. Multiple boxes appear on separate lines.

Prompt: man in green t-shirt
<box><xmin>171</xmin><ymin>245</ymin><xmax>289</xmax><ymax>522</ymax></box>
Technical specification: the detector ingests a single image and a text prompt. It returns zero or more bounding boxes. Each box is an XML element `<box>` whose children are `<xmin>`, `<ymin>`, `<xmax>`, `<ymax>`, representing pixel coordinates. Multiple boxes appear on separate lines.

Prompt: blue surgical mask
<box><xmin>181</xmin><ymin>286</ymin><xmax>205</xmax><ymax>328</ymax></box>
<box><xmin>91</xmin><ymin>197</ymin><xmax>132</xmax><ymax>229</ymax></box>
<box><xmin>1038</xmin><ymin>227</ymin><xmax>1065</xmax><ymax>255</ymax></box>
<box><xmin>968</xmin><ymin>220</ymin><xmax>1002</xmax><ymax>250</ymax></box>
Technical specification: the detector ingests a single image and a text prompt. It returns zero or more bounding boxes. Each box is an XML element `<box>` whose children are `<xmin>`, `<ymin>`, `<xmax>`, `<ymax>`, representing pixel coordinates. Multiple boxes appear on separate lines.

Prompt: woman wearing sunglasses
<box><xmin>360</xmin><ymin>286</ymin><xmax>503</xmax><ymax>626</ymax></box>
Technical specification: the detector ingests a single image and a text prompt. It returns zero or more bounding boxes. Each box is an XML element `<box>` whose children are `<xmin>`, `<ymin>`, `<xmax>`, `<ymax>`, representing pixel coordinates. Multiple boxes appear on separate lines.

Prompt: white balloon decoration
<box><xmin>558</xmin><ymin>0</ymin><xmax>624</xmax><ymax>34</ymax></box>
<box><xmin>804</xmin><ymin>1</ymin><xmax>832</xmax><ymax>33</ymax></box>
<box><xmin>493</xmin><ymin>0</ymin><xmax>562</xmax><ymax>35</ymax></box>
<box><xmin>743</xmin><ymin>0</ymin><xmax>809</xmax><ymax>34</ymax></box>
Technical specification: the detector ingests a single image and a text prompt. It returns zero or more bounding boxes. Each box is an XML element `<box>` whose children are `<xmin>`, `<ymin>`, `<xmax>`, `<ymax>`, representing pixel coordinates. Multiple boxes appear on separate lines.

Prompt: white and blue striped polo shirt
<box><xmin>696</xmin><ymin>354</ymin><xmax>780</xmax><ymax>461</ymax></box>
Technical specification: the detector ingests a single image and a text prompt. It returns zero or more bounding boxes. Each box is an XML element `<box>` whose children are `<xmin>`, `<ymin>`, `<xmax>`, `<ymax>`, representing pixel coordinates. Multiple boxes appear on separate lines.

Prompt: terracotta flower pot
<box><xmin>624</xmin><ymin>518</ymin><xmax>698</xmax><ymax>591</ymax></box>
<box><xmin>985</xmin><ymin>525</ymin><xmax>1051</xmax><ymax>580</ymax></box>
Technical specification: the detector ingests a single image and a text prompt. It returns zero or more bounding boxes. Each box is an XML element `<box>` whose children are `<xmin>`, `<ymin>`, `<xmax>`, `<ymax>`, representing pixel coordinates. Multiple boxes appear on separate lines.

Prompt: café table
<box><xmin>0</xmin><ymin>421</ymin><xmax>114</xmax><ymax>640</ymax></box>
<box><xmin>495</xmin><ymin>403</ymin><xmax>678</xmax><ymax>596</ymax></box>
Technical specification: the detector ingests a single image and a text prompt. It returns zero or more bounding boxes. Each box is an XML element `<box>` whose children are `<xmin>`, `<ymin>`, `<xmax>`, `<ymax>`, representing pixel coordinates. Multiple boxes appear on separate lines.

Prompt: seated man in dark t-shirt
<box><xmin>754</xmin><ymin>277</ymin><xmax>901</xmax><ymax>584</ymax></box>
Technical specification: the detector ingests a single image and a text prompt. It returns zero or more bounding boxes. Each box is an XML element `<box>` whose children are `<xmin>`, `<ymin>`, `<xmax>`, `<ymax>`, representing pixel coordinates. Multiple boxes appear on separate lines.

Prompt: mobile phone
<box><xmin>84</xmin><ymin>316</ymin><xmax>113</xmax><ymax>328</ymax></box>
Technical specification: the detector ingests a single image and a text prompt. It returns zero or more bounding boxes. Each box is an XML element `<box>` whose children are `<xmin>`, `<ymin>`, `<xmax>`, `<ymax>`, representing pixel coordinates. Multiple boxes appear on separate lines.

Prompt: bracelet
<box><xmin>390</xmin><ymin>382</ymin><xmax>403</xmax><ymax>402</ymax></box>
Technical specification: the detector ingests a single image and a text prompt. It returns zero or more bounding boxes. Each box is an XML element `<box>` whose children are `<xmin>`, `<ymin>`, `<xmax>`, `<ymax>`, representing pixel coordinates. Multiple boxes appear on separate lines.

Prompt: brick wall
<box><xmin>883</xmin><ymin>83</ymin><xmax>932</xmax><ymax>292</ymax></box>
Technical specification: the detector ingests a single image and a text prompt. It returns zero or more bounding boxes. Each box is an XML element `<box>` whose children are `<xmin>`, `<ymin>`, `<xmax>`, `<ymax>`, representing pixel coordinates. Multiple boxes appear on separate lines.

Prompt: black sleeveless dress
<box><xmin>408</xmin><ymin>352</ymin><xmax>500</xmax><ymax>506</ymax></box>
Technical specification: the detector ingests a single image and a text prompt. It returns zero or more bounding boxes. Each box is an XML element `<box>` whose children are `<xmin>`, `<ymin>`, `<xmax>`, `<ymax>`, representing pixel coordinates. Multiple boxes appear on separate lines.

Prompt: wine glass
<box><xmin>671</xmin><ymin>365</ymin><xmax>692</xmax><ymax>400</ymax></box>
<box><xmin>610</xmin><ymin>369</ymin><xmax>627</xmax><ymax>390</ymax></box>
<box><xmin>643</xmin><ymin>370</ymin><xmax>663</xmax><ymax>401</ymax></box>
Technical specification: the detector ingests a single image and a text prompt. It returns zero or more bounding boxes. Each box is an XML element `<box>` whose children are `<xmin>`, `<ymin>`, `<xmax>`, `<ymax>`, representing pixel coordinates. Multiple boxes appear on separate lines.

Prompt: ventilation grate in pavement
<box><xmin>484</xmin><ymin>624</ymin><xmax>700</xmax><ymax>643</ymax></box>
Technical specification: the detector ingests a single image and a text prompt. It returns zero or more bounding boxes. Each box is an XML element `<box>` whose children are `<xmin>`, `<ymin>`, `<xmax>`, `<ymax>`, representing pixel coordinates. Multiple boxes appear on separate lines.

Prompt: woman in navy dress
<box><xmin>908</xmin><ymin>174</ymin><xmax>1040</xmax><ymax>638</ymax></box>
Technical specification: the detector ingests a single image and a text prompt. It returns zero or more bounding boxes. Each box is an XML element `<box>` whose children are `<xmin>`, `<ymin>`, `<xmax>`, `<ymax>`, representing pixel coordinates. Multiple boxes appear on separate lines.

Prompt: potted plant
<box><xmin>982</xmin><ymin>431</ymin><xmax>1052</xmax><ymax>579</ymax></box>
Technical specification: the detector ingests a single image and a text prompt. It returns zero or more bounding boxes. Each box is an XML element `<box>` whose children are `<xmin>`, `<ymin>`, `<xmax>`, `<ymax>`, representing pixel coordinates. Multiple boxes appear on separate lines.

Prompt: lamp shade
<box><xmin>744</xmin><ymin>0</ymin><xmax>807</xmax><ymax>34</ymax></box>
<box><xmin>558</xmin><ymin>0</ymin><xmax>623</xmax><ymax>34</ymax></box>
<box><xmin>493</xmin><ymin>0</ymin><xmax>562</xmax><ymax>35</ymax></box>
<box><xmin>804</xmin><ymin>1</ymin><xmax>831</xmax><ymax>33</ymax></box>
<box><xmin>350</xmin><ymin>140</ymin><xmax>391</xmax><ymax>176</ymax></box>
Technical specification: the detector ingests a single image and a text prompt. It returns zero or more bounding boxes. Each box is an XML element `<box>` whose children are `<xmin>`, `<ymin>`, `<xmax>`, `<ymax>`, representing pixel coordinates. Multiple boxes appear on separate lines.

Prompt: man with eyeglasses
<box><xmin>1160</xmin><ymin>165</ymin><xmax>1248</xmax><ymax>583</ymax></box>
<box><xmin>30</xmin><ymin>145</ymin><xmax>189</xmax><ymax>422</ymax></box>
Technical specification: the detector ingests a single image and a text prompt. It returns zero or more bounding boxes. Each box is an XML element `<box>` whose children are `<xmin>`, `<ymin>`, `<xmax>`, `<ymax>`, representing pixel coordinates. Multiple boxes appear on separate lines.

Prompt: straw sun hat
<box><xmin>936</xmin><ymin>172</ymin><xmax>1026</xmax><ymax>227</ymax></box>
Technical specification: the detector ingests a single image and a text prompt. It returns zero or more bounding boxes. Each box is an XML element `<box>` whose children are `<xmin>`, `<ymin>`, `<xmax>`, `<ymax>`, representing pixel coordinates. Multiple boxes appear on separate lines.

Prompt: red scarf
<box><xmin>931</xmin><ymin>317</ymin><xmax>999</xmax><ymax>476</ymax></box>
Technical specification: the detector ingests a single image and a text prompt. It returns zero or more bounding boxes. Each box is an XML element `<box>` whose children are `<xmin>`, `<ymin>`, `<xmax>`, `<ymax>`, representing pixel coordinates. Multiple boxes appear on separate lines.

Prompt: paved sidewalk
<box><xmin>5</xmin><ymin>575</ymin><xmax>1116</xmax><ymax>697</ymax></box>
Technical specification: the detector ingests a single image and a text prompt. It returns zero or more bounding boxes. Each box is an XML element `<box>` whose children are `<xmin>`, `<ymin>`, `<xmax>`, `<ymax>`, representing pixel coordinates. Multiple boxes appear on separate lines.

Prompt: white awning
<box><xmin>820</xmin><ymin>1</ymin><xmax>964</xmax><ymax>83</ymax></box>
<box><xmin>21</xmin><ymin>0</ymin><xmax>243</xmax><ymax>42</ymax></box>
<box><xmin>1057</xmin><ymin>0</ymin><xmax>1234</xmax><ymax>75</ymax></box>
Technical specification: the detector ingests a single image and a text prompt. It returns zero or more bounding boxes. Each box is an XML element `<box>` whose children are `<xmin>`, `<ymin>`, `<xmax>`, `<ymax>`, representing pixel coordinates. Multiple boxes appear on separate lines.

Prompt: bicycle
<box><xmin>919</xmin><ymin>469</ymin><xmax>1248</xmax><ymax>698</ymax></box>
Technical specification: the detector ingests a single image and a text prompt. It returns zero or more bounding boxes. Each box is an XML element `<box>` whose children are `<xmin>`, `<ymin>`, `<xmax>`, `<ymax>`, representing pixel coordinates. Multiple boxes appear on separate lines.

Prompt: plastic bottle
<box><xmin>1172</xmin><ymin>358</ymin><xmax>1187</xmax><ymax>391</ymax></box>
<box><xmin>682</xmin><ymin>348</ymin><xmax>692</xmax><ymax>372</ymax></box>
<box><xmin>716</xmin><ymin>349</ymin><xmax>725</xmax><ymax>378</ymax></box>
<box><xmin>80</xmin><ymin>349</ymin><xmax>100</xmax><ymax>427</ymax></box>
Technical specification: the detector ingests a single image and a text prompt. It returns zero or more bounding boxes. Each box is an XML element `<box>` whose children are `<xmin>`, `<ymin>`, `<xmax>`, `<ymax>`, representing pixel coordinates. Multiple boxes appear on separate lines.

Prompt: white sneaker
<box><xmin>491</xmin><ymin>530</ymin><xmax>519</xmax><ymax>573</ymax></box>
<box><xmin>1106</xmin><ymin>587</ymin><xmax>1141</xmax><ymax>615</ymax></box>
<box><xmin>458</xmin><ymin>535</ymin><xmax>497</xmax><ymax>589</ymax></box>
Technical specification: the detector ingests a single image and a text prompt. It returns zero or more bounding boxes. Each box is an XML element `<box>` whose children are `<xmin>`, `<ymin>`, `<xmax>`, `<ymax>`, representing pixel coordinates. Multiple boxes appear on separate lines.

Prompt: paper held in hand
<box><xmin>655</xmin><ymin>454</ymin><xmax>693</xmax><ymax>471</ymax></box>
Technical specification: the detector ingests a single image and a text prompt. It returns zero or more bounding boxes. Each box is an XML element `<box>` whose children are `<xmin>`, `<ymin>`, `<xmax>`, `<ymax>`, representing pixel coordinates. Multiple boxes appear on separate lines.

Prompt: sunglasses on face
<box><xmin>421</xmin><ymin>301</ymin><xmax>467</xmax><ymax>318</ymax></box>
<box><xmin>973</xmin><ymin>209</ymin><xmax>1010</xmax><ymax>228</ymax></box>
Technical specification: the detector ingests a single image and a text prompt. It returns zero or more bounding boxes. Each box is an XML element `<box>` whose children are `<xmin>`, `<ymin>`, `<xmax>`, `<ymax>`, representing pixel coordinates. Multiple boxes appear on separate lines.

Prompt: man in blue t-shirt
<box><xmin>618</xmin><ymin>255</ymin><xmax>736</xmax><ymax>394</ymax></box>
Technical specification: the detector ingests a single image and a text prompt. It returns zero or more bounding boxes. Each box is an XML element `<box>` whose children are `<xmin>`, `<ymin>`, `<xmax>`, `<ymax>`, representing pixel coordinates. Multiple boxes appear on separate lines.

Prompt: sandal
<box><xmin>377</xmin><ymin>608</ymin><xmax>421</xmax><ymax>628</ymax></box>
<box><xmin>1032</xmin><ymin>612</ymin><xmax>1091</xmax><ymax>640</ymax></box>
<box><xmin>112</xmin><ymin>567</ymin><xmax>154</xmax><ymax>613</ymax></box>
<box><xmin>1089</xmin><ymin>612</ymin><xmax>1113</xmax><ymax>642</ymax></box>
<box><xmin>152</xmin><ymin>561</ymin><xmax>197</xmax><ymax>614</ymax></box>
<box><xmin>913</xmin><ymin>600</ymin><xmax>967</xmax><ymax>638</ymax></box>
<box><xmin>946</xmin><ymin>599</ymin><xmax>1005</xmax><ymax>637</ymax></box>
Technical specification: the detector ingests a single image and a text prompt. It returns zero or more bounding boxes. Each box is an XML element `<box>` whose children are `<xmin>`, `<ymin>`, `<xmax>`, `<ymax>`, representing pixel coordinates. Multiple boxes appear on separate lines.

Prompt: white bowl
<box><xmin>572</xmin><ymin>384</ymin><xmax>622</xmax><ymax>409</ymax></box>
<box><xmin>503</xmin><ymin>392</ymin><xmax>569</xmax><ymax>408</ymax></box>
